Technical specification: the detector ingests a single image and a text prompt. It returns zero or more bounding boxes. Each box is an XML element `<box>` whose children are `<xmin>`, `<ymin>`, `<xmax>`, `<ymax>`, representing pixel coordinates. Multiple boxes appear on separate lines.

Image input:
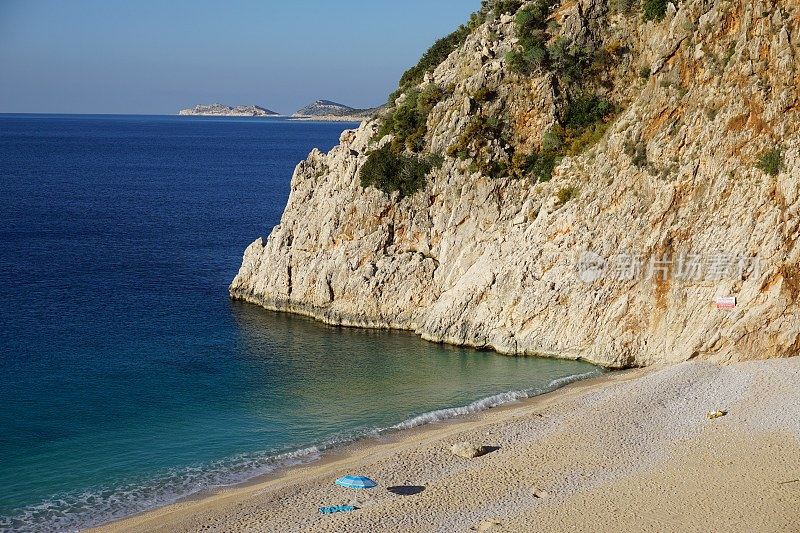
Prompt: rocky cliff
<box><xmin>231</xmin><ymin>0</ymin><xmax>799</xmax><ymax>368</ymax></box>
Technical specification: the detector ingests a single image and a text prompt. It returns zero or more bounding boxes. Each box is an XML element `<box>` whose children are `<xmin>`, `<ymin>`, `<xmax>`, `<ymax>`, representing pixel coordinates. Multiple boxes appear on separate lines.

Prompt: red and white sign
<box><xmin>715</xmin><ymin>297</ymin><xmax>737</xmax><ymax>310</ymax></box>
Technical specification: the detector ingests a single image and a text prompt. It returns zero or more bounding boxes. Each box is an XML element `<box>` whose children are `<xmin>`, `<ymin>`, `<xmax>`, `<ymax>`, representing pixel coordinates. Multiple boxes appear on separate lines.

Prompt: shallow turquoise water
<box><xmin>0</xmin><ymin>114</ymin><xmax>599</xmax><ymax>531</ymax></box>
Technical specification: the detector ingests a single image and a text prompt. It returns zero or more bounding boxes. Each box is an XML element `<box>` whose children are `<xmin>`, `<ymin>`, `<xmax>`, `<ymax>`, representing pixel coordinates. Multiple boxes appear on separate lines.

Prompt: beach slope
<box><xmin>96</xmin><ymin>358</ymin><xmax>800</xmax><ymax>532</ymax></box>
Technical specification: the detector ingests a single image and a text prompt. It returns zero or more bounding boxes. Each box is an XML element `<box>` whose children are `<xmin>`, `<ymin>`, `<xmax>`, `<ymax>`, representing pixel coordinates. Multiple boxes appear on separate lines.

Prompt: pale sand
<box><xmin>94</xmin><ymin>358</ymin><xmax>800</xmax><ymax>532</ymax></box>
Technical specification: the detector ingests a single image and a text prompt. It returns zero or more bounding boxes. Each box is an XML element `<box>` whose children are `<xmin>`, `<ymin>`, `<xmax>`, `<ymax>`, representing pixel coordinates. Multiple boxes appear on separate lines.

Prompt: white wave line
<box><xmin>388</xmin><ymin>370</ymin><xmax>601</xmax><ymax>431</ymax></box>
<box><xmin>2</xmin><ymin>369</ymin><xmax>601</xmax><ymax>532</ymax></box>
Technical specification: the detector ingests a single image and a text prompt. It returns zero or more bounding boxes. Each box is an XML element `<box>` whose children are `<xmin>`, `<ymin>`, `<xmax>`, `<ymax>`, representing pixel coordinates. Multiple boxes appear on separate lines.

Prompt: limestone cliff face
<box><xmin>231</xmin><ymin>0</ymin><xmax>800</xmax><ymax>368</ymax></box>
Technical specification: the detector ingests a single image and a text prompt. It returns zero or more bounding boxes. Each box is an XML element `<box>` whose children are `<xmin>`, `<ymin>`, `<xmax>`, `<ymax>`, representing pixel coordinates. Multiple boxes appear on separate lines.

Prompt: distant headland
<box><xmin>290</xmin><ymin>99</ymin><xmax>383</xmax><ymax>121</ymax></box>
<box><xmin>177</xmin><ymin>100</ymin><xmax>382</xmax><ymax>121</ymax></box>
<box><xmin>178</xmin><ymin>104</ymin><xmax>279</xmax><ymax>117</ymax></box>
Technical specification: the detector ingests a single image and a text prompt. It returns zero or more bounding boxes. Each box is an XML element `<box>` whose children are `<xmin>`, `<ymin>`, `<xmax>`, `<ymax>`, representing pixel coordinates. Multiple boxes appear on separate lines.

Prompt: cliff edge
<box><xmin>231</xmin><ymin>0</ymin><xmax>799</xmax><ymax>368</ymax></box>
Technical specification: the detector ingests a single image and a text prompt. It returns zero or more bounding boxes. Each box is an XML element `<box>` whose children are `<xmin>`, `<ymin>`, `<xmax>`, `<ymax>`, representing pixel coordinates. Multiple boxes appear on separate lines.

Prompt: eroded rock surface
<box><xmin>231</xmin><ymin>0</ymin><xmax>800</xmax><ymax>368</ymax></box>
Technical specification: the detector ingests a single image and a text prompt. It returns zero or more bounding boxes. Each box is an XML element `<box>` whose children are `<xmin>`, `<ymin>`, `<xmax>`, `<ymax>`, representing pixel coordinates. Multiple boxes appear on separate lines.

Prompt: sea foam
<box><xmin>0</xmin><ymin>369</ymin><xmax>601</xmax><ymax>532</ymax></box>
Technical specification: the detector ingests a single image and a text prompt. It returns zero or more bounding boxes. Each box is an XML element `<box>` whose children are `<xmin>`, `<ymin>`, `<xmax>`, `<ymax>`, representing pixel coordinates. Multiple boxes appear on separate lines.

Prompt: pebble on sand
<box><xmin>532</xmin><ymin>487</ymin><xmax>551</xmax><ymax>499</ymax></box>
<box><xmin>451</xmin><ymin>442</ymin><xmax>488</xmax><ymax>459</ymax></box>
<box><xmin>474</xmin><ymin>518</ymin><xmax>503</xmax><ymax>531</ymax></box>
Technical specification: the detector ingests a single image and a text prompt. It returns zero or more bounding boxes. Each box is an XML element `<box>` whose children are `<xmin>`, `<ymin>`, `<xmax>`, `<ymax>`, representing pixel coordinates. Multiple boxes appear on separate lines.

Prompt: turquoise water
<box><xmin>0</xmin><ymin>114</ymin><xmax>599</xmax><ymax>531</ymax></box>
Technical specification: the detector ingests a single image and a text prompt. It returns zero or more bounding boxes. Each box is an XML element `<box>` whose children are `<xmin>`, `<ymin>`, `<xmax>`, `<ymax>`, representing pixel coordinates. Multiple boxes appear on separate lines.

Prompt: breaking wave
<box><xmin>0</xmin><ymin>369</ymin><xmax>601</xmax><ymax>532</ymax></box>
<box><xmin>390</xmin><ymin>369</ymin><xmax>601</xmax><ymax>430</ymax></box>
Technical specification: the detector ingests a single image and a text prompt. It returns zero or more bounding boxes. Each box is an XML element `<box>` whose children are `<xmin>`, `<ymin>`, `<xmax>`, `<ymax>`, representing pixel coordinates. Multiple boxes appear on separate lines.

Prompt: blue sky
<box><xmin>0</xmin><ymin>0</ymin><xmax>479</xmax><ymax>114</ymax></box>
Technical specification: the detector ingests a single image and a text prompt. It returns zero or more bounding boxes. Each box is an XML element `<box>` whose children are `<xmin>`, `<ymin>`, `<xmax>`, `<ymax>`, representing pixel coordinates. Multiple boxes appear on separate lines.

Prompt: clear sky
<box><xmin>0</xmin><ymin>0</ymin><xmax>480</xmax><ymax>115</ymax></box>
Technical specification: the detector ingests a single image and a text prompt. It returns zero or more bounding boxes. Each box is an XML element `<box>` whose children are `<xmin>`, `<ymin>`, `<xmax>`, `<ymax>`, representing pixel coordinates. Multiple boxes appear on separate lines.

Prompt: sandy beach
<box><xmin>93</xmin><ymin>358</ymin><xmax>800</xmax><ymax>532</ymax></box>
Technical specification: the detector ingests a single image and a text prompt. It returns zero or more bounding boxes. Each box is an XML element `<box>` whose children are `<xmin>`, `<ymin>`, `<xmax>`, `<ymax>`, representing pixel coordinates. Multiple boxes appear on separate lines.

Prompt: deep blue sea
<box><xmin>0</xmin><ymin>114</ymin><xmax>599</xmax><ymax>531</ymax></box>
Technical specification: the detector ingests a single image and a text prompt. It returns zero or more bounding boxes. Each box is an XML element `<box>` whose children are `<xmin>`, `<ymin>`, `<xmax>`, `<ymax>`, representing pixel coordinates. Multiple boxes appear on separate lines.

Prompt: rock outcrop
<box><xmin>231</xmin><ymin>0</ymin><xmax>800</xmax><ymax>368</ymax></box>
<box><xmin>178</xmin><ymin>104</ymin><xmax>279</xmax><ymax>116</ymax></box>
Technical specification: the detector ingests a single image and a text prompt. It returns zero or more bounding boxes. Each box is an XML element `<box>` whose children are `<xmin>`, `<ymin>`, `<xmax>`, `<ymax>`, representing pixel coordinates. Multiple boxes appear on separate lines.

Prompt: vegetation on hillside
<box><xmin>360</xmin><ymin>0</ymin><xmax>548</xmax><ymax>197</ymax></box>
<box><xmin>394</xmin><ymin>25</ymin><xmax>473</xmax><ymax>100</ymax></box>
<box><xmin>359</xmin><ymin>144</ymin><xmax>441</xmax><ymax>199</ymax></box>
<box><xmin>392</xmin><ymin>0</ymin><xmax>527</xmax><ymax>100</ymax></box>
<box><xmin>505</xmin><ymin>1</ymin><xmax>622</xmax><ymax>87</ymax></box>
<box><xmin>642</xmin><ymin>0</ymin><xmax>669</xmax><ymax>21</ymax></box>
<box><xmin>519</xmin><ymin>95</ymin><xmax>617</xmax><ymax>182</ymax></box>
<box><xmin>482</xmin><ymin>0</ymin><xmax>525</xmax><ymax>18</ymax></box>
<box><xmin>379</xmin><ymin>84</ymin><xmax>446</xmax><ymax>153</ymax></box>
<box><xmin>359</xmin><ymin>83</ymin><xmax>448</xmax><ymax>198</ymax></box>
<box><xmin>625</xmin><ymin>138</ymin><xmax>649</xmax><ymax>168</ymax></box>
<box><xmin>555</xmin><ymin>185</ymin><xmax>579</xmax><ymax>207</ymax></box>
<box><xmin>445</xmin><ymin>91</ymin><xmax>616</xmax><ymax>183</ymax></box>
<box><xmin>505</xmin><ymin>0</ymin><xmax>558</xmax><ymax>75</ymax></box>
<box><xmin>492</xmin><ymin>2</ymin><xmax>621</xmax><ymax>182</ymax></box>
<box><xmin>361</xmin><ymin>1</ymin><xmax>530</xmax><ymax>198</ymax></box>
<box><xmin>362</xmin><ymin>0</ymin><xmax>663</xmax><ymax>196</ymax></box>
<box><xmin>756</xmin><ymin>148</ymin><xmax>784</xmax><ymax>177</ymax></box>
<box><xmin>612</xmin><ymin>0</ymin><xmax>671</xmax><ymax>20</ymax></box>
<box><xmin>442</xmin><ymin>1</ymin><xmax>619</xmax><ymax>184</ymax></box>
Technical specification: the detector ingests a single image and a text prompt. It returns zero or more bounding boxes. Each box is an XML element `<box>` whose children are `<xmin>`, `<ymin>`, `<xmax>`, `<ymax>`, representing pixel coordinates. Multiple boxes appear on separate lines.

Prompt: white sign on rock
<box><xmin>715</xmin><ymin>297</ymin><xmax>737</xmax><ymax>310</ymax></box>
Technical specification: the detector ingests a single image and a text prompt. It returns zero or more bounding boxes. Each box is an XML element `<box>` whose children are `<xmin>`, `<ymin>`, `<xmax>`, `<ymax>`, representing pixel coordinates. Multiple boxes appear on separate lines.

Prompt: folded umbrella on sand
<box><xmin>335</xmin><ymin>475</ymin><xmax>377</xmax><ymax>489</ymax></box>
<box><xmin>319</xmin><ymin>505</ymin><xmax>356</xmax><ymax>514</ymax></box>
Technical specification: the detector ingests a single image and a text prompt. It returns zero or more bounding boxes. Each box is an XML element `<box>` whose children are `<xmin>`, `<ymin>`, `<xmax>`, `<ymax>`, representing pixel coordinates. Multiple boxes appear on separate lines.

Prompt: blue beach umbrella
<box><xmin>335</xmin><ymin>475</ymin><xmax>377</xmax><ymax>489</ymax></box>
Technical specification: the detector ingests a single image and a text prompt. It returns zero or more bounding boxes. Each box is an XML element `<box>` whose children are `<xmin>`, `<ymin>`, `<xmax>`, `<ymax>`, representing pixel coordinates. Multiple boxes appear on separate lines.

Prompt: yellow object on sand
<box><xmin>707</xmin><ymin>410</ymin><xmax>728</xmax><ymax>420</ymax></box>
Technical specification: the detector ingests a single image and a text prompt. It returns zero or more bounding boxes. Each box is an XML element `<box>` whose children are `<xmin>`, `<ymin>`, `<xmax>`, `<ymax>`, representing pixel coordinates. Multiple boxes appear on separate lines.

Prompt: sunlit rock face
<box><xmin>232</xmin><ymin>0</ymin><xmax>800</xmax><ymax>368</ymax></box>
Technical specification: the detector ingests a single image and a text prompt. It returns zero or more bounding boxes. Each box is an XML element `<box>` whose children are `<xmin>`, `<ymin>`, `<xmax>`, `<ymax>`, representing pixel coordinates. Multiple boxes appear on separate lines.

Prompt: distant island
<box><xmin>177</xmin><ymin>100</ymin><xmax>381</xmax><ymax>120</ymax></box>
<box><xmin>178</xmin><ymin>104</ymin><xmax>279</xmax><ymax>117</ymax></box>
<box><xmin>291</xmin><ymin>99</ymin><xmax>382</xmax><ymax>121</ymax></box>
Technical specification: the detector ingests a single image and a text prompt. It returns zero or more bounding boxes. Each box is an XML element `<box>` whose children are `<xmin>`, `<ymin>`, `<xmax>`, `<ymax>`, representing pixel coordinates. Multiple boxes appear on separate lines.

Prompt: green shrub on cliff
<box><xmin>365</xmin><ymin>83</ymin><xmax>448</xmax><ymax>197</ymax></box>
<box><xmin>625</xmin><ymin>139</ymin><xmax>649</xmax><ymax>168</ymax></box>
<box><xmin>756</xmin><ymin>148</ymin><xmax>784</xmax><ymax>177</ymax></box>
<box><xmin>533</xmin><ymin>94</ymin><xmax>616</xmax><ymax>161</ymax></box>
<box><xmin>447</xmin><ymin>115</ymin><xmax>506</xmax><ymax>159</ymax></box>
<box><xmin>547</xmin><ymin>37</ymin><xmax>599</xmax><ymax>84</ymax></box>
<box><xmin>473</xmin><ymin>87</ymin><xmax>498</xmax><ymax>104</ymax></box>
<box><xmin>642</xmin><ymin>0</ymin><xmax>668</xmax><ymax>21</ymax></box>
<box><xmin>367</xmin><ymin>58</ymin><xmax>455</xmax><ymax>198</ymax></box>
<box><xmin>395</xmin><ymin>24</ymin><xmax>473</xmax><ymax>96</ymax></box>
<box><xmin>506</xmin><ymin>1</ymin><xmax>556</xmax><ymax>74</ymax></box>
<box><xmin>359</xmin><ymin>144</ymin><xmax>437</xmax><ymax>198</ymax></box>
<box><xmin>482</xmin><ymin>0</ymin><xmax>525</xmax><ymax>17</ymax></box>
<box><xmin>525</xmin><ymin>150</ymin><xmax>562</xmax><ymax>182</ymax></box>
<box><xmin>507</xmin><ymin>94</ymin><xmax>614</xmax><ymax>182</ymax></box>
<box><xmin>557</xmin><ymin>94</ymin><xmax>616</xmax><ymax>154</ymax></box>
<box><xmin>555</xmin><ymin>185</ymin><xmax>579</xmax><ymax>207</ymax></box>
<box><xmin>563</xmin><ymin>93</ymin><xmax>614</xmax><ymax>130</ymax></box>
<box><xmin>379</xmin><ymin>84</ymin><xmax>445</xmax><ymax>153</ymax></box>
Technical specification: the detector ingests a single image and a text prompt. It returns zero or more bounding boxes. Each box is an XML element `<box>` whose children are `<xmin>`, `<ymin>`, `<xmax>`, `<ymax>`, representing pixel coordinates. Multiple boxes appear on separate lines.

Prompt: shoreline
<box><xmin>88</xmin><ymin>366</ymin><xmax>609</xmax><ymax>530</ymax></box>
<box><xmin>94</xmin><ymin>358</ymin><xmax>800</xmax><ymax>532</ymax></box>
<box><xmin>229</xmin><ymin>290</ymin><xmax>620</xmax><ymax>368</ymax></box>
